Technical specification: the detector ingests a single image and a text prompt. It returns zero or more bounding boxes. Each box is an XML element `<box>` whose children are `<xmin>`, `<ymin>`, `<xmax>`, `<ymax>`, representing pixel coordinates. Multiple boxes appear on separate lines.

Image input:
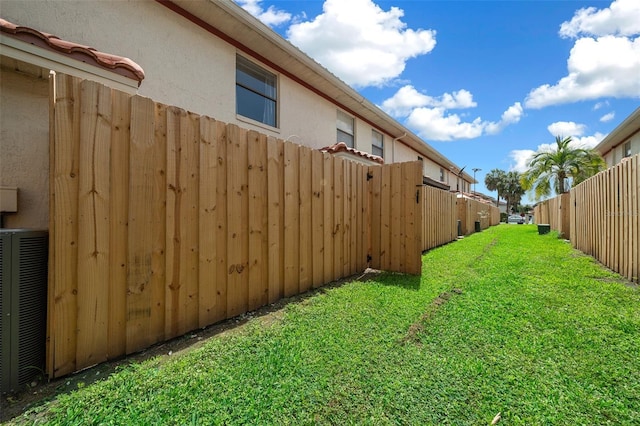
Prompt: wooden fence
<box><xmin>571</xmin><ymin>155</ymin><xmax>638</xmax><ymax>283</ymax></box>
<box><xmin>534</xmin><ymin>193</ymin><xmax>570</xmax><ymax>238</ymax></box>
<box><xmin>536</xmin><ymin>155</ymin><xmax>638</xmax><ymax>283</ymax></box>
<box><xmin>421</xmin><ymin>186</ymin><xmax>457</xmax><ymax>251</ymax></box>
<box><xmin>48</xmin><ymin>75</ymin><xmax>429</xmax><ymax>377</ymax></box>
<box><xmin>457</xmin><ymin>197</ymin><xmax>500</xmax><ymax>235</ymax></box>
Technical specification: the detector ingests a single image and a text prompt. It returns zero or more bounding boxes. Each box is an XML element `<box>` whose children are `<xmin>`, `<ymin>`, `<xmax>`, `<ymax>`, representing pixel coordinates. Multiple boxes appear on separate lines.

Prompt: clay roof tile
<box><xmin>320</xmin><ymin>142</ymin><xmax>384</xmax><ymax>165</ymax></box>
<box><xmin>0</xmin><ymin>18</ymin><xmax>145</xmax><ymax>84</ymax></box>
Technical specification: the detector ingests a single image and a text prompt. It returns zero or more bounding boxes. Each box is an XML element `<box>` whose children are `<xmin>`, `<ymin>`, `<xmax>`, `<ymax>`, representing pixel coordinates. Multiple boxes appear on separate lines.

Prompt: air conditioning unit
<box><xmin>0</xmin><ymin>229</ymin><xmax>48</xmax><ymax>394</ymax></box>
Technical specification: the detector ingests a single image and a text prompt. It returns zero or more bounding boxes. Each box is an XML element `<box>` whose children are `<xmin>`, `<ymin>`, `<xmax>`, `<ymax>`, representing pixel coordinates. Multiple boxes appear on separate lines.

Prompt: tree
<box><xmin>502</xmin><ymin>171</ymin><xmax>525</xmax><ymax>213</ymax></box>
<box><xmin>521</xmin><ymin>136</ymin><xmax>606</xmax><ymax>200</ymax></box>
<box><xmin>484</xmin><ymin>169</ymin><xmax>506</xmax><ymax>207</ymax></box>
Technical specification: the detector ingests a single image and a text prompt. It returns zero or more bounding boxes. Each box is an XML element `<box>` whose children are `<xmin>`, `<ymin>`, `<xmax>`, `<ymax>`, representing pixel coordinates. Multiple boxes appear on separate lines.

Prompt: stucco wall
<box><xmin>0</xmin><ymin>67</ymin><xmax>50</xmax><ymax>229</ymax></box>
<box><xmin>604</xmin><ymin>133</ymin><xmax>640</xmax><ymax>167</ymax></box>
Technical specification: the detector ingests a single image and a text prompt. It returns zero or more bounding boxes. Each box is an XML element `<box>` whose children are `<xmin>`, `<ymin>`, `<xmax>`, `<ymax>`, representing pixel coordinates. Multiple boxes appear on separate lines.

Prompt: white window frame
<box><xmin>371</xmin><ymin>129</ymin><xmax>384</xmax><ymax>158</ymax></box>
<box><xmin>337</xmin><ymin>110</ymin><xmax>354</xmax><ymax>148</ymax></box>
<box><xmin>236</xmin><ymin>55</ymin><xmax>278</xmax><ymax>128</ymax></box>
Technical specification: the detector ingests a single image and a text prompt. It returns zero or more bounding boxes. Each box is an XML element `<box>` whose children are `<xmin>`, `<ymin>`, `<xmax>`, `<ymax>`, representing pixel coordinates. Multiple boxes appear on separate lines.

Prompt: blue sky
<box><xmin>236</xmin><ymin>0</ymin><xmax>640</xmax><ymax>204</ymax></box>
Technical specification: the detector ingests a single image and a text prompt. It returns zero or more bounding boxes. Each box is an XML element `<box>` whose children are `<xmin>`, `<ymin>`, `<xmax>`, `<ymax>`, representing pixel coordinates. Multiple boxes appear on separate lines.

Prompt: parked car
<box><xmin>507</xmin><ymin>215</ymin><xmax>525</xmax><ymax>224</ymax></box>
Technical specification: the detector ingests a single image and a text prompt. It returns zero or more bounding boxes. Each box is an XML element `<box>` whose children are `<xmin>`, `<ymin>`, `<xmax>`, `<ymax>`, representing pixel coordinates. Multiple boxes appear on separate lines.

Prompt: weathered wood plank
<box><xmin>299</xmin><ymin>146</ymin><xmax>312</xmax><ymax>293</ymax></box>
<box><xmin>369</xmin><ymin>166</ymin><xmax>381</xmax><ymax>269</ymax></box>
<box><xmin>126</xmin><ymin>96</ymin><xmax>165</xmax><ymax>354</ymax></box>
<box><xmin>107</xmin><ymin>89</ymin><xmax>130</xmax><ymax>358</ymax></box>
<box><xmin>283</xmin><ymin>142</ymin><xmax>300</xmax><ymax>296</ymax></box>
<box><xmin>390</xmin><ymin>163</ymin><xmax>402</xmax><ymax>272</ymax></box>
<box><xmin>76</xmin><ymin>80</ymin><xmax>111</xmax><ymax>369</ymax></box>
<box><xmin>51</xmin><ymin>74</ymin><xmax>81</xmax><ymax>377</ymax></box>
<box><xmin>322</xmin><ymin>154</ymin><xmax>334</xmax><ymax>282</ymax></box>
<box><xmin>198</xmin><ymin>116</ymin><xmax>218</xmax><ymax>327</ymax></box>
<box><xmin>226</xmin><ymin>125</ymin><xmax>249</xmax><ymax>318</ymax></box>
<box><xmin>248</xmin><ymin>130</ymin><xmax>269</xmax><ymax>311</ymax></box>
<box><xmin>311</xmin><ymin>149</ymin><xmax>324</xmax><ymax>288</ymax></box>
<box><xmin>267</xmin><ymin>137</ymin><xmax>284</xmax><ymax>303</ymax></box>
<box><xmin>333</xmin><ymin>158</ymin><xmax>344</xmax><ymax>280</ymax></box>
<box><xmin>215</xmin><ymin>122</ymin><xmax>228</xmax><ymax>320</ymax></box>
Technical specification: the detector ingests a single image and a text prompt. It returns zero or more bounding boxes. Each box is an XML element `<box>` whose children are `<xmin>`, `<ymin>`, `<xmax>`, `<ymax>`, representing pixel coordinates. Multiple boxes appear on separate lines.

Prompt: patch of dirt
<box><xmin>473</xmin><ymin>238</ymin><xmax>498</xmax><ymax>263</ymax></box>
<box><xmin>590</xmin><ymin>276</ymin><xmax>639</xmax><ymax>289</ymax></box>
<box><xmin>2</xmin><ymin>269</ymin><xmax>383</xmax><ymax>424</ymax></box>
<box><xmin>402</xmin><ymin>288</ymin><xmax>463</xmax><ymax>344</ymax></box>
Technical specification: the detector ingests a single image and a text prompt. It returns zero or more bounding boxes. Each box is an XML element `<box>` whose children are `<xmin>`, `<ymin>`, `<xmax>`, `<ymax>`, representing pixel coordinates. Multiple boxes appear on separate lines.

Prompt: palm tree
<box><xmin>521</xmin><ymin>136</ymin><xmax>606</xmax><ymax>200</ymax></box>
<box><xmin>484</xmin><ymin>169</ymin><xmax>506</xmax><ymax>207</ymax></box>
<box><xmin>502</xmin><ymin>171</ymin><xmax>525</xmax><ymax>213</ymax></box>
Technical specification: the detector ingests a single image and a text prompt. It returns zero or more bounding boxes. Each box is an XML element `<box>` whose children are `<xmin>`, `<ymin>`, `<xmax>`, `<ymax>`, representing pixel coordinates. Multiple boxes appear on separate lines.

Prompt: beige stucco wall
<box><xmin>604</xmin><ymin>133</ymin><xmax>640</xmax><ymax>167</ymax></box>
<box><xmin>0</xmin><ymin>67</ymin><xmax>50</xmax><ymax>229</ymax></box>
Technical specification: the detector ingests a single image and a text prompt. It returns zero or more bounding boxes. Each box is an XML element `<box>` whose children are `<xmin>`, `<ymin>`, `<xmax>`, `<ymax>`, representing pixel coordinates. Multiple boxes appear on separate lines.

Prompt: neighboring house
<box><xmin>594</xmin><ymin>107</ymin><xmax>640</xmax><ymax>167</ymax></box>
<box><xmin>470</xmin><ymin>191</ymin><xmax>508</xmax><ymax>213</ymax></box>
<box><xmin>1</xmin><ymin>0</ymin><xmax>473</xmax><ymax>229</ymax></box>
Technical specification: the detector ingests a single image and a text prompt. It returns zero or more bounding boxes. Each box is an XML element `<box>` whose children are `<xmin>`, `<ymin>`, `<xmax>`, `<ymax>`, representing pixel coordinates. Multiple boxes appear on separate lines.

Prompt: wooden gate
<box><xmin>368</xmin><ymin>161</ymin><xmax>423</xmax><ymax>275</ymax></box>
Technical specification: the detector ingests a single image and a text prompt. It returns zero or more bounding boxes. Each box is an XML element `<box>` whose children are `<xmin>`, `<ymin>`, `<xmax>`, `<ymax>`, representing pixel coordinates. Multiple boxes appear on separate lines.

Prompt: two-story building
<box><xmin>1</xmin><ymin>0</ymin><xmax>474</xmax><ymax>229</ymax></box>
<box><xmin>594</xmin><ymin>107</ymin><xmax>640</xmax><ymax>167</ymax></box>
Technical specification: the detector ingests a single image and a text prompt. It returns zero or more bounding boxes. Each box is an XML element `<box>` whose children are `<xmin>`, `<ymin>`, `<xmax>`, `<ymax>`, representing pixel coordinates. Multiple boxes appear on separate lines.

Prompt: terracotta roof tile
<box><xmin>320</xmin><ymin>142</ymin><xmax>384</xmax><ymax>165</ymax></box>
<box><xmin>0</xmin><ymin>18</ymin><xmax>145</xmax><ymax>84</ymax></box>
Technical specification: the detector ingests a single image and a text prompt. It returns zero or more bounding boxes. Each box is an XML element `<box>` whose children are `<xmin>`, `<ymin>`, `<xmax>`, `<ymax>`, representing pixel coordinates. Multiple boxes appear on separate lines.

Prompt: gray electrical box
<box><xmin>0</xmin><ymin>229</ymin><xmax>48</xmax><ymax>394</ymax></box>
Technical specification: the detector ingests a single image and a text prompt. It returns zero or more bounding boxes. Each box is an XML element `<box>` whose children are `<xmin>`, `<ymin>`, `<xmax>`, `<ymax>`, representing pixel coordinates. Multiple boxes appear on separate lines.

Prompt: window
<box><xmin>439</xmin><ymin>167</ymin><xmax>445</xmax><ymax>182</ymax></box>
<box><xmin>236</xmin><ymin>55</ymin><xmax>277</xmax><ymax>127</ymax></box>
<box><xmin>372</xmin><ymin>130</ymin><xmax>384</xmax><ymax>157</ymax></box>
<box><xmin>337</xmin><ymin>110</ymin><xmax>354</xmax><ymax>148</ymax></box>
<box><xmin>624</xmin><ymin>141</ymin><xmax>631</xmax><ymax>157</ymax></box>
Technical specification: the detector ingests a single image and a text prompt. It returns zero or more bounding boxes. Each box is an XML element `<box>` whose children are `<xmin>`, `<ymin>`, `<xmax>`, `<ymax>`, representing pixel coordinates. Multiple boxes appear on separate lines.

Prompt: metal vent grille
<box><xmin>0</xmin><ymin>230</ymin><xmax>48</xmax><ymax>394</ymax></box>
<box><xmin>0</xmin><ymin>233</ymin><xmax>7</xmax><ymax>393</ymax></box>
<box><xmin>16</xmin><ymin>236</ymin><xmax>48</xmax><ymax>387</ymax></box>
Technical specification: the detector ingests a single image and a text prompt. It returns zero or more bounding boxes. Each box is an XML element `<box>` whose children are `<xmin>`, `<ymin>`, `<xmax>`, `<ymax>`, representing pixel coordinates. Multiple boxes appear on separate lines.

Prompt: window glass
<box><xmin>337</xmin><ymin>111</ymin><xmax>354</xmax><ymax>147</ymax></box>
<box><xmin>236</xmin><ymin>55</ymin><xmax>277</xmax><ymax>127</ymax></box>
<box><xmin>624</xmin><ymin>141</ymin><xmax>631</xmax><ymax>157</ymax></box>
<box><xmin>372</xmin><ymin>130</ymin><xmax>383</xmax><ymax>157</ymax></box>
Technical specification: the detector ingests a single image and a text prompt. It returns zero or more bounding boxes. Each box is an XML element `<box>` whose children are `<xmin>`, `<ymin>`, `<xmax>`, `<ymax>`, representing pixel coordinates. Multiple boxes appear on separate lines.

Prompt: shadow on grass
<box><xmin>366</xmin><ymin>270</ymin><xmax>421</xmax><ymax>291</ymax></box>
<box><xmin>1</xmin><ymin>268</ymin><xmax>405</xmax><ymax>423</ymax></box>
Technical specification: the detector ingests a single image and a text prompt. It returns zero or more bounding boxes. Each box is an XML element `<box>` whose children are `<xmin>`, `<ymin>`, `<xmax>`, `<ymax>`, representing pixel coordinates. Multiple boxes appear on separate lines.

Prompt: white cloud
<box><xmin>525</xmin><ymin>1</ymin><xmax>640</xmax><ymax>109</ymax></box>
<box><xmin>381</xmin><ymin>85</ymin><xmax>476</xmax><ymax>116</ymax></box>
<box><xmin>406</xmin><ymin>108</ymin><xmax>485</xmax><ymax>141</ymax></box>
<box><xmin>286</xmin><ymin>0</ymin><xmax>436</xmax><ymax>87</ymax></box>
<box><xmin>485</xmin><ymin>102</ymin><xmax>524</xmax><ymax>135</ymax></box>
<box><xmin>405</xmin><ymin>103</ymin><xmax>523</xmax><ymax>141</ymax></box>
<box><xmin>559</xmin><ymin>0</ymin><xmax>640</xmax><ymax>38</ymax></box>
<box><xmin>593</xmin><ymin>101</ymin><xmax>610</xmax><ymax>110</ymax></box>
<box><xmin>236</xmin><ymin>0</ymin><xmax>292</xmax><ymax>26</ymax></box>
<box><xmin>573</xmin><ymin>132</ymin><xmax>607</xmax><ymax>149</ymax></box>
<box><xmin>600</xmin><ymin>111</ymin><xmax>616</xmax><ymax>122</ymax></box>
<box><xmin>509</xmin><ymin>150</ymin><xmax>536</xmax><ymax>173</ymax></box>
<box><xmin>525</xmin><ymin>35</ymin><xmax>640</xmax><ymax>108</ymax></box>
<box><xmin>546</xmin><ymin>121</ymin><xmax>605</xmax><ymax>148</ymax></box>
<box><xmin>381</xmin><ymin>85</ymin><xmax>522</xmax><ymax>141</ymax></box>
<box><xmin>510</xmin><ymin>128</ymin><xmax>606</xmax><ymax>172</ymax></box>
<box><xmin>547</xmin><ymin>121</ymin><xmax>586</xmax><ymax>137</ymax></box>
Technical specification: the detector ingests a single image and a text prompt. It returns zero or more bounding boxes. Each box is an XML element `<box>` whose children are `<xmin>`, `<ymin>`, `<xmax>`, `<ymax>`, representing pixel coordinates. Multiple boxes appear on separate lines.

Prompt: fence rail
<box><xmin>536</xmin><ymin>155</ymin><xmax>638</xmax><ymax>283</ymax></box>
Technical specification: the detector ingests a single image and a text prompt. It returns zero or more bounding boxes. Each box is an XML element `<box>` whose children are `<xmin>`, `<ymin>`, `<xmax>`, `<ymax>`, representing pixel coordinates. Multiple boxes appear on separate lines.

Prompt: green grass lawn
<box><xmin>12</xmin><ymin>225</ymin><xmax>640</xmax><ymax>425</ymax></box>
